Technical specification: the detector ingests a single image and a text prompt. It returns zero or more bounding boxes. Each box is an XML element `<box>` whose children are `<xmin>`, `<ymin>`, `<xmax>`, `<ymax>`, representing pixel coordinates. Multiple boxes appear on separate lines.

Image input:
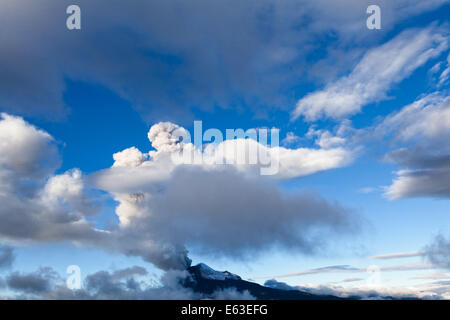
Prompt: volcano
<box><xmin>182</xmin><ymin>263</ymin><xmax>344</xmax><ymax>300</ymax></box>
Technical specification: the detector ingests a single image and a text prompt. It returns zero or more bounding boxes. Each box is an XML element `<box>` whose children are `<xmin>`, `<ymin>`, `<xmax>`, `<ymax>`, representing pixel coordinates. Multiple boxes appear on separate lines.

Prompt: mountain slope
<box><xmin>182</xmin><ymin>263</ymin><xmax>345</xmax><ymax>300</ymax></box>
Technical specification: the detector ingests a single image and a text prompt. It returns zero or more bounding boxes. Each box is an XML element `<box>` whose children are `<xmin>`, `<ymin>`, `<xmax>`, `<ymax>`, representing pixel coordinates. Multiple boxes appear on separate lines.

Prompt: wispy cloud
<box><xmin>254</xmin><ymin>262</ymin><xmax>433</xmax><ymax>280</ymax></box>
<box><xmin>292</xmin><ymin>26</ymin><xmax>449</xmax><ymax>121</ymax></box>
<box><xmin>369</xmin><ymin>251</ymin><xmax>425</xmax><ymax>260</ymax></box>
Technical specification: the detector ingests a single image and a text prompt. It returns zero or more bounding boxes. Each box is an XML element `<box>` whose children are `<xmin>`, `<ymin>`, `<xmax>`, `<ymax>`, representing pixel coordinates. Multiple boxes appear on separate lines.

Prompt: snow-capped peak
<box><xmin>195</xmin><ymin>263</ymin><xmax>242</xmax><ymax>281</ymax></box>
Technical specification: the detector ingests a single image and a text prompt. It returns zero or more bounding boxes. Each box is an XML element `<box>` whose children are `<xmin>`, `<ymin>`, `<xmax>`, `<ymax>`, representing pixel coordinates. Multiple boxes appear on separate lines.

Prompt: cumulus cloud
<box><xmin>292</xmin><ymin>26</ymin><xmax>449</xmax><ymax>121</ymax></box>
<box><xmin>0</xmin><ymin>113</ymin><xmax>102</xmax><ymax>244</ymax></box>
<box><xmin>0</xmin><ymin>113</ymin><xmax>59</xmax><ymax>180</ymax></box>
<box><xmin>0</xmin><ymin>1</ymin><xmax>447</xmax><ymax>121</ymax></box>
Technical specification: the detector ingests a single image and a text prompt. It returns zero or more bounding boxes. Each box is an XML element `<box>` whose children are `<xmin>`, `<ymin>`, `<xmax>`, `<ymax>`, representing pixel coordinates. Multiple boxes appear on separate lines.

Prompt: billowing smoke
<box><xmin>92</xmin><ymin>121</ymin><xmax>359</xmax><ymax>270</ymax></box>
<box><xmin>147</xmin><ymin>122</ymin><xmax>188</xmax><ymax>154</ymax></box>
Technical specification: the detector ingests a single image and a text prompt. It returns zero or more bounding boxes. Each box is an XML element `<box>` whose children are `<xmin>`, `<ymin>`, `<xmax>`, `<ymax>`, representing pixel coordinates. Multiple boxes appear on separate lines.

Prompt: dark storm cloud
<box><xmin>0</xmin><ymin>0</ymin><xmax>446</xmax><ymax>121</ymax></box>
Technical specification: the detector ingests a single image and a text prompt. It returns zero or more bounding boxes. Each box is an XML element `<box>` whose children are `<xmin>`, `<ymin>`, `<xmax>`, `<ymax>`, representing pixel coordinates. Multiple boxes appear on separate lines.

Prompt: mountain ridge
<box><xmin>182</xmin><ymin>263</ymin><xmax>346</xmax><ymax>300</ymax></box>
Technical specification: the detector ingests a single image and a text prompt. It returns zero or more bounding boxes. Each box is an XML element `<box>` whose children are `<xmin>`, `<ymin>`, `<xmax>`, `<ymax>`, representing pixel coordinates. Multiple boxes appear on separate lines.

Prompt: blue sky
<box><xmin>0</xmin><ymin>0</ymin><xmax>450</xmax><ymax>299</ymax></box>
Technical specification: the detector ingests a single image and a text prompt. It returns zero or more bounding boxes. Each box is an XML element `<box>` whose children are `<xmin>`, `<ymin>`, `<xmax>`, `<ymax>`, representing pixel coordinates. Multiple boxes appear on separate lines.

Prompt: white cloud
<box><xmin>0</xmin><ymin>113</ymin><xmax>59</xmax><ymax>180</ymax></box>
<box><xmin>41</xmin><ymin>169</ymin><xmax>98</xmax><ymax>218</ymax></box>
<box><xmin>378</xmin><ymin>93</ymin><xmax>450</xmax><ymax>142</ymax></box>
<box><xmin>306</xmin><ymin>127</ymin><xmax>347</xmax><ymax>149</ymax></box>
<box><xmin>292</xmin><ymin>26</ymin><xmax>449</xmax><ymax>121</ymax></box>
